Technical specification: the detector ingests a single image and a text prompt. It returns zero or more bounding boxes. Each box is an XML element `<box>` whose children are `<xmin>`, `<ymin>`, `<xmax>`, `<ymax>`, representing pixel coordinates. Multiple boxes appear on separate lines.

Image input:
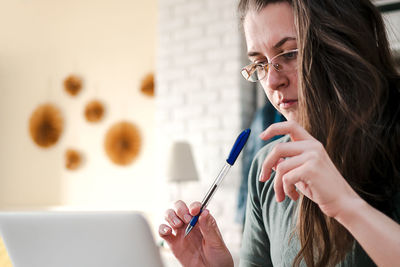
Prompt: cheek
<box><xmin>260</xmin><ymin>81</ymin><xmax>276</xmax><ymax>103</ymax></box>
<box><xmin>265</xmin><ymin>91</ymin><xmax>275</xmax><ymax>105</ymax></box>
<box><xmin>288</xmin><ymin>72</ymin><xmax>299</xmax><ymax>94</ymax></box>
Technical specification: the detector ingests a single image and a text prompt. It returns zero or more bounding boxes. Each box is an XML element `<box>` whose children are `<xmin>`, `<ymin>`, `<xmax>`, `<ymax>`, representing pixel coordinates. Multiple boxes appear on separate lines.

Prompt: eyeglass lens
<box><xmin>242</xmin><ymin>50</ymin><xmax>297</xmax><ymax>82</ymax></box>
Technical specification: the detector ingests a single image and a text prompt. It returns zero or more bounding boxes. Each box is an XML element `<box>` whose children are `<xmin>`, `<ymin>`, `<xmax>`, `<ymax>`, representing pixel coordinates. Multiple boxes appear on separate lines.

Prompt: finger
<box><xmin>259</xmin><ymin>140</ymin><xmax>312</xmax><ymax>182</ymax></box>
<box><xmin>259</xmin><ymin>121</ymin><xmax>313</xmax><ymax>142</ymax></box>
<box><xmin>198</xmin><ymin>209</ymin><xmax>225</xmax><ymax>247</ymax></box>
<box><xmin>295</xmin><ymin>181</ymin><xmax>307</xmax><ymax>192</ymax></box>
<box><xmin>276</xmin><ymin>166</ymin><xmax>304</xmax><ymax>203</ymax></box>
<box><xmin>290</xmin><ymin>186</ymin><xmax>300</xmax><ymax>201</ymax></box>
<box><xmin>271</xmin><ymin>157</ymin><xmax>285</xmax><ymax>171</ymax></box>
<box><xmin>164</xmin><ymin>208</ymin><xmax>184</xmax><ymax>229</ymax></box>
<box><xmin>174</xmin><ymin>200</ymin><xmax>192</xmax><ymax>224</ymax></box>
<box><xmin>275</xmin><ymin>153</ymin><xmax>307</xmax><ymax>178</ymax></box>
<box><xmin>188</xmin><ymin>202</ymin><xmax>202</xmax><ymax>216</ymax></box>
<box><xmin>274</xmin><ymin>154</ymin><xmax>307</xmax><ymax>201</ymax></box>
<box><xmin>273</xmin><ymin>169</ymin><xmax>286</xmax><ymax>202</ymax></box>
<box><xmin>159</xmin><ymin>224</ymin><xmax>173</xmax><ymax>237</ymax></box>
<box><xmin>158</xmin><ymin>224</ymin><xmax>174</xmax><ymax>245</ymax></box>
<box><xmin>283</xmin><ymin>179</ymin><xmax>300</xmax><ymax>201</ymax></box>
<box><xmin>281</xmin><ymin>163</ymin><xmax>311</xmax><ymax>200</ymax></box>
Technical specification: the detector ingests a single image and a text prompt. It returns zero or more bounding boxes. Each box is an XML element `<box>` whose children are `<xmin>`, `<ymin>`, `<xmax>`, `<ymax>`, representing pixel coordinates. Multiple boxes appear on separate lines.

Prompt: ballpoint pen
<box><xmin>184</xmin><ymin>128</ymin><xmax>251</xmax><ymax>237</ymax></box>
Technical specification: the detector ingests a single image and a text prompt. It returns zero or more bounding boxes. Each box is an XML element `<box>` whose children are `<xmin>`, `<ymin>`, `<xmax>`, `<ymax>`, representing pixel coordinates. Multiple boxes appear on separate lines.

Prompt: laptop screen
<box><xmin>0</xmin><ymin>211</ymin><xmax>164</xmax><ymax>267</ymax></box>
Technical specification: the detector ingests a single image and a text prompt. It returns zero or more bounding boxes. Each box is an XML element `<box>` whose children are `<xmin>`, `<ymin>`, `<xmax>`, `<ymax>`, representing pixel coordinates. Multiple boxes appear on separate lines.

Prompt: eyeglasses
<box><xmin>241</xmin><ymin>49</ymin><xmax>298</xmax><ymax>82</ymax></box>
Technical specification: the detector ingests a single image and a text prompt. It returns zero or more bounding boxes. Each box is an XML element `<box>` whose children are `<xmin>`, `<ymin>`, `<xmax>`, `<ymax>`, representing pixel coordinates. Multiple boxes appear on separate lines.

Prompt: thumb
<box><xmin>198</xmin><ymin>209</ymin><xmax>225</xmax><ymax>248</ymax></box>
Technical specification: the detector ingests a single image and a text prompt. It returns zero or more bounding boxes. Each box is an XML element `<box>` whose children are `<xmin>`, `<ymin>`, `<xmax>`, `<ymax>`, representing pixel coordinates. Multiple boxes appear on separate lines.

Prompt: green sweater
<box><xmin>239</xmin><ymin>135</ymin><xmax>400</xmax><ymax>267</ymax></box>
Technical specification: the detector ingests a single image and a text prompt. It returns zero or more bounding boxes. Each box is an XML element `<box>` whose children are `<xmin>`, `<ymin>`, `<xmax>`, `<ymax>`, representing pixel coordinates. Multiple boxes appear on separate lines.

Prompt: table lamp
<box><xmin>166</xmin><ymin>141</ymin><xmax>199</xmax><ymax>199</ymax></box>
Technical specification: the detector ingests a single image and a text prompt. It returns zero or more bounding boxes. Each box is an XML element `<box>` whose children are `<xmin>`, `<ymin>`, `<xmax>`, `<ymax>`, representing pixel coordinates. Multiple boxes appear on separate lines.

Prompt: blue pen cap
<box><xmin>226</xmin><ymin>128</ymin><xmax>251</xmax><ymax>165</ymax></box>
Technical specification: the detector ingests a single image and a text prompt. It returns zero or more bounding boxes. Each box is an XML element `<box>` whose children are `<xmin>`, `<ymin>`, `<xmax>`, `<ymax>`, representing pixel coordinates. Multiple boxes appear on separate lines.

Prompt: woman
<box><xmin>159</xmin><ymin>1</ymin><xmax>400</xmax><ymax>266</ymax></box>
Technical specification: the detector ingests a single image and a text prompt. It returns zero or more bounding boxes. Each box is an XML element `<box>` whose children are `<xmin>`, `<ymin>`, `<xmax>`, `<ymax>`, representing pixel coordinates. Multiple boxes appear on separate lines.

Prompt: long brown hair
<box><xmin>238</xmin><ymin>0</ymin><xmax>400</xmax><ymax>266</ymax></box>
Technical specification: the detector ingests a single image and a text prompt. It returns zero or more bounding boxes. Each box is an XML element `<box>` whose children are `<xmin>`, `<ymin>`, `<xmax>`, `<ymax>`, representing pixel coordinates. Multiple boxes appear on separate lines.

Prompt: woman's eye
<box><xmin>254</xmin><ymin>57</ymin><xmax>267</xmax><ymax>64</ymax></box>
<box><xmin>255</xmin><ymin>61</ymin><xmax>267</xmax><ymax>66</ymax></box>
<box><xmin>283</xmin><ymin>51</ymin><xmax>297</xmax><ymax>59</ymax></box>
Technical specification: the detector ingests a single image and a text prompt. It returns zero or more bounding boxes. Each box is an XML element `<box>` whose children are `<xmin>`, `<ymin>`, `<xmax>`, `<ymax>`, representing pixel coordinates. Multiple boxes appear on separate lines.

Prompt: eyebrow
<box><xmin>247</xmin><ymin>36</ymin><xmax>296</xmax><ymax>57</ymax></box>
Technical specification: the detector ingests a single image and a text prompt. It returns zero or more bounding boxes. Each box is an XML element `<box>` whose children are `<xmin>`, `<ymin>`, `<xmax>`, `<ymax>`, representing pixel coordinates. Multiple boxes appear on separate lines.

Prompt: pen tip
<box><xmin>184</xmin><ymin>225</ymin><xmax>193</xmax><ymax>237</ymax></box>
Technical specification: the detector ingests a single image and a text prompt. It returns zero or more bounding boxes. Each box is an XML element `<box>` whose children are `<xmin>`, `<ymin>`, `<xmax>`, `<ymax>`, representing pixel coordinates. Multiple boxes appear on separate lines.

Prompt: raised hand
<box><xmin>259</xmin><ymin>121</ymin><xmax>360</xmax><ymax>219</ymax></box>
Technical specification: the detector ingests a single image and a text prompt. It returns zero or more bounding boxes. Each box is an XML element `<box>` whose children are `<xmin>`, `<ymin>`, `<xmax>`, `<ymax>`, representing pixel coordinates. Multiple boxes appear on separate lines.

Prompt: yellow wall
<box><xmin>0</xmin><ymin>237</ymin><xmax>12</xmax><ymax>267</ymax></box>
<box><xmin>0</xmin><ymin>0</ymin><xmax>162</xmax><ymax>216</ymax></box>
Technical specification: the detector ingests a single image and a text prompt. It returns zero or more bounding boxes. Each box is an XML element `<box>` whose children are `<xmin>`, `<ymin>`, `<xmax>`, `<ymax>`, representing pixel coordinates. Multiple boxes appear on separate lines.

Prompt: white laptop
<box><xmin>0</xmin><ymin>211</ymin><xmax>164</xmax><ymax>267</ymax></box>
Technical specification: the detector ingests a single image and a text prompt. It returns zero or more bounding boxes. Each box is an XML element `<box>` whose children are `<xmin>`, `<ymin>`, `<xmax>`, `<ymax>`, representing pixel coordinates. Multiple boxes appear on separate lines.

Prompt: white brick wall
<box><xmin>156</xmin><ymin>0</ymin><xmax>254</xmax><ymax>259</ymax></box>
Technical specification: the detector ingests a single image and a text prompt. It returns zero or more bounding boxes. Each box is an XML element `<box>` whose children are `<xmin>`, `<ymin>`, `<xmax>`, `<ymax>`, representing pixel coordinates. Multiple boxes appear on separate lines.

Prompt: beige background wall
<box><xmin>0</xmin><ymin>0</ymin><xmax>162</xmax><ymax>217</ymax></box>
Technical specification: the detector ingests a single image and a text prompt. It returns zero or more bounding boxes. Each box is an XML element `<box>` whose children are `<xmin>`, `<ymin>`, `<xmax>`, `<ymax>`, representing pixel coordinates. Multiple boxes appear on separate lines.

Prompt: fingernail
<box><xmin>259</xmin><ymin>170</ymin><xmax>264</xmax><ymax>181</ymax></box>
<box><xmin>184</xmin><ymin>214</ymin><xmax>191</xmax><ymax>224</ymax></box>
<box><xmin>201</xmin><ymin>209</ymin><xmax>209</xmax><ymax>219</ymax></box>
<box><xmin>162</xmin><ymin>227</ymin><xmax>168</xmax><ymax>234</ymax></box>
<box><xmin>173</xmin><ymin>218</ymin><xmax>180</xmax><ymax>226</ymax></box>
<box><xmin>276</xmin><ymin>195</ymin><xmax>284</xmax><ymax>202</ymax></box>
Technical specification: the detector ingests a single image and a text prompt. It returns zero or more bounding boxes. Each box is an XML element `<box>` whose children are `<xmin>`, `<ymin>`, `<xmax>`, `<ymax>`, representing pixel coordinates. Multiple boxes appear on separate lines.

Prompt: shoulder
<box><xmin>244</xmin><ymin>135</ymin><xmax>299</xmax><ymax>264</ymax></box>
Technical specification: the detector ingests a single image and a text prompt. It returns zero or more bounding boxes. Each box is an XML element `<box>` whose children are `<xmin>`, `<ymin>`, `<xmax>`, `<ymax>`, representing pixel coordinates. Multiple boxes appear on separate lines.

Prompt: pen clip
<box><xmin>226</xmin><ymin>128</ymin><xmax>251</xmax><ymax>165</ymax></box>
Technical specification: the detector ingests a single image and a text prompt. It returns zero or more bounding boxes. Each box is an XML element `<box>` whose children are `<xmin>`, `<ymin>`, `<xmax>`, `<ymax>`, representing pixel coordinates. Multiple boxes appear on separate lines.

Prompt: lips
<box><xmin>279</xmin><ymin>99</ymin><xmax>298</xmax><ymax>109</ymax></box>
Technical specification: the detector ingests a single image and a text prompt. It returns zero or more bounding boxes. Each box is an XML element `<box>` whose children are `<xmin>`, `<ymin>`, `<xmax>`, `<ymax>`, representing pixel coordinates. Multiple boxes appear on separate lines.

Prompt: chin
<box><xmin>282</xmin><ymin>111</ymin><xmax>299</xmax><ymax>122</ymax></box>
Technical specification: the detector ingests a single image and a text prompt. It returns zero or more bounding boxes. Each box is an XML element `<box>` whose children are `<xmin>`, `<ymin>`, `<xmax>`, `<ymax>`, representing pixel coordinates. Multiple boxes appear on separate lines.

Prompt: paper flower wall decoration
<box><xmin>65</xmin><ymin>149</ymin><xmax>82</xmax><ymax>170</ymax></box>
<box><xmin>140</xmin><ymin>73</ymin><xmax>154</xmax><ymax>97</ymax></box>
<box><xmin>63</xmin><ymin>74</ymin><xmax>83</xmax><ymax>96</ymax></box>
<box><xmin>84</xmin><ymin>100</ymin><xmax>105</xmax><ymax>123</ymax></box>
<box><xmin>104</xmin><ymin>121</ymin><xmax>141</xmax><ymax>166</ymax></box>
<box><xmin>29</xmin><ymin>103</ymin><xmax>63</xmax><ymax>148</ymax></box>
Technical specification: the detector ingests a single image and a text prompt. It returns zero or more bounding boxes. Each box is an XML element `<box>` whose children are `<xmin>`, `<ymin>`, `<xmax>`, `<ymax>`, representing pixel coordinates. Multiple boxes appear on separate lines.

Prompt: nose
<box><xmin>264</xmin><ymin>67</ymin><xmax>288</xmax><ymax>91</ymax></box>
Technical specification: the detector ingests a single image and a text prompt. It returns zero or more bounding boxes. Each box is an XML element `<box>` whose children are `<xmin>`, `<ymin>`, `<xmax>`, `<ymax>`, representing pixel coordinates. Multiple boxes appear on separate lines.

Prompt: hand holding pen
<box><xmin>159</xmin><ymin>129</ymin><xmax>250</xmax><ymax>267</ymax></box>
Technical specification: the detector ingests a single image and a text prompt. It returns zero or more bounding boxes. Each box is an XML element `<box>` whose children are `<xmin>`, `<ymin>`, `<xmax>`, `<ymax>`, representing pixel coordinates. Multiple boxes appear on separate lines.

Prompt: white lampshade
<box><xmin>166</xmin><ymin>141</ymin><xmax>199</xmax><ymax>183</ymax></box>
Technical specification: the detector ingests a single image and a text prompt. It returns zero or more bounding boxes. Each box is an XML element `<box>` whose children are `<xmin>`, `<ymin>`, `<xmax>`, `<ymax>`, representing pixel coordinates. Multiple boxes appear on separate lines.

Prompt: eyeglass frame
<box><xmin>241</xmin><ymin>49</ymin><xmax>299</xmax><ymax>82</ymax></box>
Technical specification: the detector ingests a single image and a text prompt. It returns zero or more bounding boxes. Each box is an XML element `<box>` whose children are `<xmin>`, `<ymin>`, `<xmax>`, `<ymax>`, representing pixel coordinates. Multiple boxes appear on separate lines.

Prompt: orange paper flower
<box><xmin>65</xmin><ymin>149</ymin><xmax>82</xmax><ymax>170</ymax></box>
<box><xmin>84</xmin><ymin>100</ymin><xmax>105</xmax><ymax>123</ymax></box>
<box><xmin>64</xmin><ymin>74</ymin><xmax>83</xmax><ymax>96</ymax></box>
<box><xmin>29</xmin><ymin>103</ymin><xmax>63</xmax><ymax>148</ymax></box>
<box><xmin>104</xmin><ymin>121</ymin><xmax>141</xmax><ymax>166</ymax></box>
<box><xmin>140</xmin><ymin>73</ymin><xmax>154</xmax><ymax>97</ymax></box>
